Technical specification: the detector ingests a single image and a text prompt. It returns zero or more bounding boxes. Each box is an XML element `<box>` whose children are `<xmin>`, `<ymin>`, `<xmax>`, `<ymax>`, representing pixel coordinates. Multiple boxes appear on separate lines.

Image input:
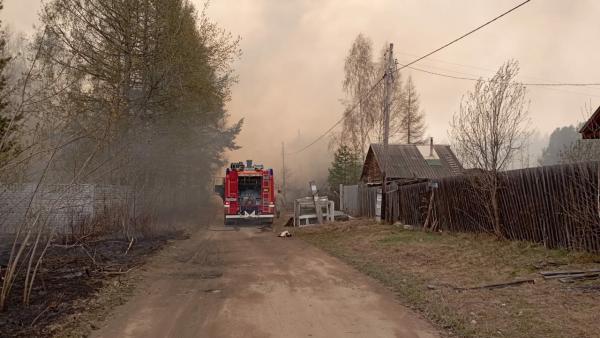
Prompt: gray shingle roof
<box><xmin>363</xmin><ymin>143</ymin><xmax>463</xmax><ymax>180</ymax></box>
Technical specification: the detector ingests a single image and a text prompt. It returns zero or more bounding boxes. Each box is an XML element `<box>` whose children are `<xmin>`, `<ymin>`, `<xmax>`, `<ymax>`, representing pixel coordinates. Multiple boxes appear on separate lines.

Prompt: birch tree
<box><xmin>341</xmin><ymin>34</ymin><xmax>377</xmax><ymax>160</ymax></box>
<box><xmin>372</xmin><ymin>43</ymin><xmax>404</xmax><ymax>144</ymax></box>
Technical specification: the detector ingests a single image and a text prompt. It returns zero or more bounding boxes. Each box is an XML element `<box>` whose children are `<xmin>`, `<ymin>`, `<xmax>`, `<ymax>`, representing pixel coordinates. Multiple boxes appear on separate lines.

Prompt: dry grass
<box><xmin>296</xmin><ymin>220</ymin><xmax>600</xmax><ymax>338</ymax></box>
<box><xmin>0</xmin><ymin>233</ymin><xmax>185</xmax><ymax>337</ymax></box>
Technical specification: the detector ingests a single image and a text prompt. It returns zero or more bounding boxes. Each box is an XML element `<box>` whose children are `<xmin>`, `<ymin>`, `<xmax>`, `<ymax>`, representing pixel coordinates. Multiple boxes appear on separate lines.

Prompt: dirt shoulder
<box><xmin>0</xmin><ymin>232</ymin><xmax>186</xmax><ymax>337</ymax></box>
<box><xmin>295</xmin><ymin>220</ymin><xmax>600</xmax><ymax>338</ymax></box>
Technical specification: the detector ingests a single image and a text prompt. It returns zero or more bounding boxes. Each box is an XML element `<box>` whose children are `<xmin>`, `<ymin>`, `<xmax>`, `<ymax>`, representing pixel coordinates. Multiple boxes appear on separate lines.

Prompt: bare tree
<box><xmin>560</xmin><ymin>139</ymin><xmax>600</xmax><ymax>163</ymax></box>
<box><xmin>341</xmin><ymin>34</ymin><xmax>377</xmax><ymax>160</ymax></box>
<box><xmin>449</xmin><ymin>59</ymin><xmax>530</xmax><ymax>238</ymax></box>
<box><xmin>555</xmin><ymin>162</ymin><xmax>600</xmax><ymax>251</ymax></box>
<box><xmin>0</xmin><ymin>0</ymin><xmax>21</xmax><ymax>167</ymax></box>
<box><xmin>400</xmin><ymin>76</ymin><xmax>426</xmax><ymax>144</ymax></box>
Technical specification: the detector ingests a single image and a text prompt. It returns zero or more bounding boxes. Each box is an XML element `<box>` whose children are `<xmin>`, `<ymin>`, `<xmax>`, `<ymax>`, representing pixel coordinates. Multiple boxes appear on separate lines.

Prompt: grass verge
<box><xmin>296</xmin><ymin>220</ymin><xmax>600</xmax><ymax>338</ymax></box>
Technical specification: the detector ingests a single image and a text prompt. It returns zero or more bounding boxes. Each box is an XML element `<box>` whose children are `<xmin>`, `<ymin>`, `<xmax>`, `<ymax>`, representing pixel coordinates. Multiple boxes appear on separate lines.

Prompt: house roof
<box><xmin>579</xmin><ymin>106</ymin><xmax>600</xmax><ymax>139</ymax></box>
<box><xmin>361</xmin><ymin>143</ymin><xmax>463</xmax><ymax>181</ymax></box>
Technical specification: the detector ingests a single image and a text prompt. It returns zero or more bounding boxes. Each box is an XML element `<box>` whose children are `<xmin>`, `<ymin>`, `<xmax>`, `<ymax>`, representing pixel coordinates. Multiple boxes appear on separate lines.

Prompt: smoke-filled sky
<box><xmin>4</xmin><ymin>0</ymin><xmax>600</xmax><ymax>184</ymax></box>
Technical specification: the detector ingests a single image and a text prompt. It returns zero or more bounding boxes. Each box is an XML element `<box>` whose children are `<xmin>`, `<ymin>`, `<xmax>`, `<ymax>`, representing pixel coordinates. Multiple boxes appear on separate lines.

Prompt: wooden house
<box><xmin>579</xmin><ymin>106</ymin><xmax>600</xmax><ymax>139</ymax></box>
<box><xmin>360</xmin><ymin>140</ymin><xmax>463</xmax><ymax>184</ymax></box>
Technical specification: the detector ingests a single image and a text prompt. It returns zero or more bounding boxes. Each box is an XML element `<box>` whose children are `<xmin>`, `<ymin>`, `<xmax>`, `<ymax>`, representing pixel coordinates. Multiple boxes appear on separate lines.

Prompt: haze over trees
<box><xmin>539</xmin><ymin>125</ymin><xmax>580</xmax><ymax>166</ymax></box>
<box><xmin>0</xmin><ymin>4</ymin><xmax>17</xmax><ymax>166</ymax></box>
<box><xmin>539</xmin><ymin>103</ymin><xmax>600</xmax><ymax>165</ymax></box>
<box><xmin>0</xmin><ymin>0</ymin><xmax>241</xmax><ymax>310</ymax></box>
<box><xmin>338</xmin><ymin>33</ymin><xmax>427</xmax><ymax>164</ymax></box>
<box><xmin>450</xmin><ymin>59</ymin><xmax>530</xmax><ymax>238</ymax></box>
<box><xmin>561</xmin><ymin>138</ymin><xmax>600</xmax><ymax>163</ymax></box>
<box><xmin>33</xmin><ymin>0</ymin><xmax>241</xmax><ymax>217</ymax></box>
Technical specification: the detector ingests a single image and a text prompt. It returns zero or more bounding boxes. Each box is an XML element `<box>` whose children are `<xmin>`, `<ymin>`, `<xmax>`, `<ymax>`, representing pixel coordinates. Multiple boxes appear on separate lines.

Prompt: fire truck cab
<box><xmin>219</xmin><ymin>160</ymin><xmax>275</xmax><ymax>226</ymax></box>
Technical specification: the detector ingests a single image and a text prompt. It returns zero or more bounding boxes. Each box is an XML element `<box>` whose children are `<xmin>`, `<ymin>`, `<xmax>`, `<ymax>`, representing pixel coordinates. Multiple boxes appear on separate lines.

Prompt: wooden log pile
<box><xmin>540</xmin><ymin>269</ymin><xmax>600</xmax><ymax>283</ymax></box>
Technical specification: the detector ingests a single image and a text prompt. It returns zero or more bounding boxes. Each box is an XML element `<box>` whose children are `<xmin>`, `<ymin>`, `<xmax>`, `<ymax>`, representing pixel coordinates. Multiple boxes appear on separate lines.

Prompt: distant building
<box><xmin>360</xmin><ymin>140</ymin><xmax>463</xmax><ymax>184</ymax></box>
<box><xmin>579</xmin><ymin>106</ymin><xmax>600</xmax><ymax>139</ymax></box>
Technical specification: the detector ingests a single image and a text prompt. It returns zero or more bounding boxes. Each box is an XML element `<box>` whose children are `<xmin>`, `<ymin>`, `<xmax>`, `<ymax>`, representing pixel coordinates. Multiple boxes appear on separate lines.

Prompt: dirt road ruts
<box><xmin>92</xmin><ymin>227</ymin><xmax>438</xmax><ymax>338</ymax></box>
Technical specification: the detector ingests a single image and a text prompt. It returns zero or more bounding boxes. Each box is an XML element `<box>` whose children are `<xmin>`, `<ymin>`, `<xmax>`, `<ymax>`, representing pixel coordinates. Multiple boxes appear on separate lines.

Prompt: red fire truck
<box><xmin>217</xmin><ymin>160</ymin><xmax>275</xmax><ymax>225</ymax></box>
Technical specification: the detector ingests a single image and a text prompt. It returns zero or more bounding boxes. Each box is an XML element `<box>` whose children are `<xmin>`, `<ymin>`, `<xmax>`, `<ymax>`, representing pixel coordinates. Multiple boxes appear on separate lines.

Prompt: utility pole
<box><xmin>281</xmin><ymin>142</ymin><xmax>287</xmax><ymax>207</ymax></box>
<box><xmin>382</xmin><ymin>43</ymin><xmax>394</xmax><ymax>221</ymax></box>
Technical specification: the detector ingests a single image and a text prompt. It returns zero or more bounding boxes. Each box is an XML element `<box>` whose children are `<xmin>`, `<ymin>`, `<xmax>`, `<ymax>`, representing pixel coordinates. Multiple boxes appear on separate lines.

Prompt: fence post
<box><xmin>339</xmin><ymin>184</ymin><xmax>344</xmax><ymax>212</ymax></box>
<box><xmin>375</xmin><ymin>188</ymin><xmax>382</xmax><ymax>222</ymax></box>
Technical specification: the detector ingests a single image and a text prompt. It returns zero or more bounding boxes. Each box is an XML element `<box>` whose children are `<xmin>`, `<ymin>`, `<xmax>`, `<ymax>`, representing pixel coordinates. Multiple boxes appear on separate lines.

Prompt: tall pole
<box><xmin>382</xmin><ymin>43</ymin><xmax>394</xmax><ymax>221</ymax></box>
<box><xmin>383</xmin><ymin>43</ymin><xmax>393</xmax><ymax>162</ymax></box>
<box><xmin>281</xmin><ymin>142</ymin><xmax>287</xmax><ymax>206</ymax></box>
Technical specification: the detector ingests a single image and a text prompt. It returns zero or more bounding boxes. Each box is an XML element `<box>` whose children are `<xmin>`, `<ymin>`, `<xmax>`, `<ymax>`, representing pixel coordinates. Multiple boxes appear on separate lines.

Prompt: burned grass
<box><xmin>296</xmin><ymin>220</ymin><xmax>600</xmax><ymax>338</ymax></box>
<box><xmin>0</xmin><ymin>232</ymin><xmax>186</xmax><ymax>337</ymax></box>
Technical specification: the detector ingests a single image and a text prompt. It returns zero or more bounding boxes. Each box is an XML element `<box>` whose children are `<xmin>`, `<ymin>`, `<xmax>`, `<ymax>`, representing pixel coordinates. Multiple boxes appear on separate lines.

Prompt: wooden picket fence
<box><xmin>359</xmin><ymin>185</ymin><xmax>380</xmax><ymax>218</ymax></box>
<box><xmin>385</xmin><ymin>162</ymin><xmax>600</xmax><ymax>253</ymax></box>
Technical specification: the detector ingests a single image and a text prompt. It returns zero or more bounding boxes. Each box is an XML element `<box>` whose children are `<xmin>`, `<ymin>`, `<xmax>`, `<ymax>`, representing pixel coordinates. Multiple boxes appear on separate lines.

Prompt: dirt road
<box><xmin>92</xmin><ymin>227</ymin><xmax>438</xmax><ymax>338</ymax></box>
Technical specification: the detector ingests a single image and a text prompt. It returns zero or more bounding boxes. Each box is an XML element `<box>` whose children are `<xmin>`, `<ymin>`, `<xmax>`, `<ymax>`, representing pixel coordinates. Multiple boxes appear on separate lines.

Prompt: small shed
<box><xmin>579</xmin><ymin>106</ymin><xmax>600</xmax><ymax>139</ymax></box>
<box><xmin>360</xmin><ymin>142</ymin><xmax>463</xmax><ymax>184</ymax></box>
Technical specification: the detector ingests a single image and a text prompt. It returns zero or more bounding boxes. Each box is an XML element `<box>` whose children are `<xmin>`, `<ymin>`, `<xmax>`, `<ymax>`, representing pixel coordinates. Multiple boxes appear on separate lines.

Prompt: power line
<box><xmin>397</xmin><ymin>51</ymin><xmax>600</xmax><ymax>91</ymax></box>
<box><xmin>399</xmin><ymin>63</ymin><xmax>600</xmax><ymax>99</ymax></box>
<box><xmin>395</xmin><ymin>51</ymin><xmax>502</xmax><ymax>74</ymax></box>
<box><xmin>286</xmin><ymin>76</ymin><xmax>385</xmax><ymax>155</ymax></box>
<box><xmin>524</xmin><ymin>82</ymin><xmax>600</xmax><ymax>87</ymax></box>
<box><xmin>405</xmin><ymin>65</ymin><xmax>479</xmax><ymax>81</ymax></box>
<box><xmin>403</xmin><ymin>63</ymin><xmax>600</xmax><ymax>87</ymax></box>
<box><xmin>395</xmin><ymin>0</ymin><xmax>532</xmax><ymax>74</ymax></box>
<box><xmin>288</xmin><ymin>0</ymin><xmax>532</xmax><ymax>155</ymax></box>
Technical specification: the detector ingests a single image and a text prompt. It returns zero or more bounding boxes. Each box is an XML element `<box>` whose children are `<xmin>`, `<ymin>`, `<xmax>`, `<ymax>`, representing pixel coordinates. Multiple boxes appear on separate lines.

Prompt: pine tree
<box><xmin>328</xmin><ymin>145</ymin><xmax>362</xmax><ymax>192</ymax></box>
<box><xmin>400</xmin><ymin>76</ymin><xmax>426</xmax><ymax>144</ymax></box>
